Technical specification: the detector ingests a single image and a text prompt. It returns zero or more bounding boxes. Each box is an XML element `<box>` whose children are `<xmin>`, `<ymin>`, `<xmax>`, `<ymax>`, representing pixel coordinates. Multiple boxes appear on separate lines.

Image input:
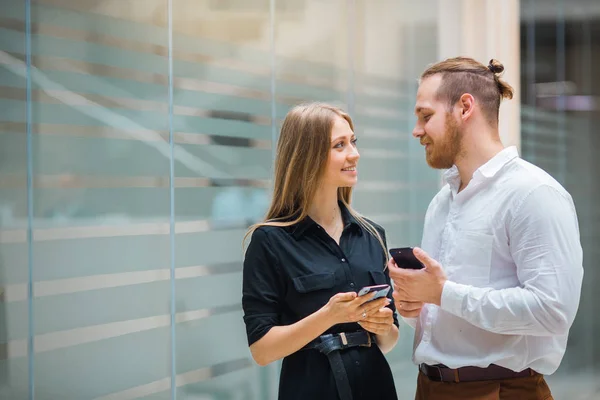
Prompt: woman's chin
<box><xmin>339</xmin><ymin>178</ymin><xmax>358</xmax><ymax>188</ymax></box>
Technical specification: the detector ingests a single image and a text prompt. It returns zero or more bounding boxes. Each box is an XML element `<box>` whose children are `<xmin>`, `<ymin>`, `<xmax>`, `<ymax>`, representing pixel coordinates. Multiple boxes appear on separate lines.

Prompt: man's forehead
<box><xmin>415</xmin><ymin>76</ymin><xmax>442</xmax><ymax>112</ymax></box>
<box><xmin>417</xmin><ymin>75</ymin><xmax>442</xmax><ymax>96</ymax></box>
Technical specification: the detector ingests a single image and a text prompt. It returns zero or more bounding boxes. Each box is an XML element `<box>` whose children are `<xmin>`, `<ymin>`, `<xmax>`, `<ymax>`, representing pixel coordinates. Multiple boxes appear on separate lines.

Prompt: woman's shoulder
<box><xmin>249</xmin><ymin>223</ymin><xmax>291</xmax><ymax>243</ymax></box>
<box><xmin>362</xmin><ymin>217</ymin><xmax>385</xmax><ymax>235</ymax></box>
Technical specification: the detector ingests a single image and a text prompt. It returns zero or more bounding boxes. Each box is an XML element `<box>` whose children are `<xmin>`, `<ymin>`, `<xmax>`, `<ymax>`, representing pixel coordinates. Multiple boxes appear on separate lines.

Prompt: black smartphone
<box><xmin>389</xmin><ymin>247</ymin><xmax>424</xmax><ymax>270</ymax></box>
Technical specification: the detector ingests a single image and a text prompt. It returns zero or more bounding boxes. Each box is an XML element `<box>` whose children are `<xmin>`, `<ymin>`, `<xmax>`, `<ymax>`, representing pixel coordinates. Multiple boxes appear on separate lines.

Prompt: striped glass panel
<box><xmin>0</xmin><ymin>0</ymin><xmax>29</xmax><ymax>398</ymax></box>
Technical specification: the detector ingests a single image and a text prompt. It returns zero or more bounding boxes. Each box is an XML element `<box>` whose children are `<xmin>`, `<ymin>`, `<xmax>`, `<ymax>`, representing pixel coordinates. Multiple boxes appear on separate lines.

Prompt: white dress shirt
<box><xmin>404</xmin><ymin>146</ymin><xmax>583</xmax><ymax>375</ymax></box>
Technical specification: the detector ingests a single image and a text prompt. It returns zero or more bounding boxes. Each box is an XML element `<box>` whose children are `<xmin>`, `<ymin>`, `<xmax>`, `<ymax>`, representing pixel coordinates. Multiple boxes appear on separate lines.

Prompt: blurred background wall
<box><xmin>0</xmin><ymin>0</ymin><xmax>597</xmax><ymax>399</ymax></box>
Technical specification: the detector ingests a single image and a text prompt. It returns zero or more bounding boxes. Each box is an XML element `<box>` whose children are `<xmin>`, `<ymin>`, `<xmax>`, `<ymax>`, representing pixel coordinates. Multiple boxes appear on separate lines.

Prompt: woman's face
<box><xmin>320</xmin><ymin>116</ymin><xmax>360</xmax><ymax>189</ymax></box>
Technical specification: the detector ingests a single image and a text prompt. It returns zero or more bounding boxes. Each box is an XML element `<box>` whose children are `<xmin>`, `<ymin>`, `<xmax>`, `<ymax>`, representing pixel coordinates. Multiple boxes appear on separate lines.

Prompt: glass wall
<box><xmin>0</xmin><ymin>0</ymin><xmax>440</xmax><ymax>398</ymax></box>
<box><xmin>0</xmin><ymin>0</ymin><xmax>29</xmax><ymax>397</ymax></box>
<box><xmin>520</xmin><ymin>0</ymin><xmax>600</xmax><ymax>398</ymax></box>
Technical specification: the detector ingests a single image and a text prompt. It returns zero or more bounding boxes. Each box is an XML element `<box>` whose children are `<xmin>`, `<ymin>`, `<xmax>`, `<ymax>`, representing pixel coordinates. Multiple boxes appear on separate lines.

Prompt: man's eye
<box><xmin>424</xmin><ymin>115</ymin><xmax>432</xmax><ymax>122</ymax></box>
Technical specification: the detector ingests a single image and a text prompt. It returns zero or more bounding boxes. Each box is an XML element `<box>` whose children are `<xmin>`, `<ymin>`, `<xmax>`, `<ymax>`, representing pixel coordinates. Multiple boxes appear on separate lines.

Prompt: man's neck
<box><xmin>455</xmin><ymin>138</ymin><xmax>505</xmax><ymax>192</ymax></box>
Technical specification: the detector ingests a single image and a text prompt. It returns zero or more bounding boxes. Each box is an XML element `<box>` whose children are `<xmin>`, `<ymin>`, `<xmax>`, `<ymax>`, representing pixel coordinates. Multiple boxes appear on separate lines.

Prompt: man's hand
<box><xmin>388</xmin><ymin>247</ymin><xmax>447</xmax><ymax>306</ymax></box>
<box><xmin>391</xmin><ymin>296</ymin><xmax>424</xmax><ymax>318</ymax></box>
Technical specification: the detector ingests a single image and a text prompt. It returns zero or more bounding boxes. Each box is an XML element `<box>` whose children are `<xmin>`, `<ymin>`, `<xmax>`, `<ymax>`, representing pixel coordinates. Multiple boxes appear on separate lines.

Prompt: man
<box><xmin>388</xmin><ymin>57</ymin><xmax>583</xmax><ymax>399</ymax></box>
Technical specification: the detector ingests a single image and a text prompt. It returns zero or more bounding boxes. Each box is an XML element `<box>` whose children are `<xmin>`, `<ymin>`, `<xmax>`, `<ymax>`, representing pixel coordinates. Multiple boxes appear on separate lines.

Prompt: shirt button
<box><xmin>341</xmin><ymin>258</ymin><xmax>346</xmax><ymax>262</ymax></box>
<box><xmin>350</xmin><ymin>283</ymin><xmax>355</xmax><ymax>288</ymax></box>
<box><xmin>355</xmin><ymin>361</ymin><xmax>360</xmax><ymax>366</ymax></box>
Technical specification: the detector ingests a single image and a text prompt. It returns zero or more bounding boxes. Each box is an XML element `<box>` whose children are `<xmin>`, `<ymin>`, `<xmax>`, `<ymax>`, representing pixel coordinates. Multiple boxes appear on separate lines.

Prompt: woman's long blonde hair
<box><xmin>244</xmin><ymin>102</ymin><xmax>388</xmax><ymax>266</ymax></box>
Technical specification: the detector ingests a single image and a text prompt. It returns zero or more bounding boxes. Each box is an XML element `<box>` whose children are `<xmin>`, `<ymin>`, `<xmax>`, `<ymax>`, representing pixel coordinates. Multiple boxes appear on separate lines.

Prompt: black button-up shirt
<box><xmin>242</xmin><ymin>203</ymin><xmax>399</xmax><ymax>400</ymax></box>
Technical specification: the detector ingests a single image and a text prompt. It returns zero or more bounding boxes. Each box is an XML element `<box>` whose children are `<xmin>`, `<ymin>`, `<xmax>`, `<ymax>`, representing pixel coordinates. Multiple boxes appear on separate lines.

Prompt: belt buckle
<box><xmin>339</xmin><ymin>332</ymin><xmax>348</xmax><ymax>347</ymax></box>
<box><xmin>421</xmin><ymin>364</ymin><xmax>443</xmax><ymax>381</ymax></box>
<box><xmin>432</xmin><ymin>365</ymin><xmax>444</xmax><ymax>381</ymax></box>
<box><xmin>360</xmin><ymin>333</ymin><xmax>372</xmax><ymax>348</ymax></box>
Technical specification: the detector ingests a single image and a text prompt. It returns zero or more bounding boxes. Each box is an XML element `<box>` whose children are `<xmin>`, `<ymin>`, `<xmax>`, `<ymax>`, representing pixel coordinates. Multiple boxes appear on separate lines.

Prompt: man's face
<box><xmin>412</xmin><ymin>75</ymin><xmax>463</xmax><ymax>169</ymax></box>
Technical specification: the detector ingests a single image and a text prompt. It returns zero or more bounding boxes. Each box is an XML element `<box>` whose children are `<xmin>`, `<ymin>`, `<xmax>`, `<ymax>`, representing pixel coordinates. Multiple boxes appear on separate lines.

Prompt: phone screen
<box><xmin>357</xmin><ymin>284</ymin><xmax>390</xmax><ymax>299</ymax></box>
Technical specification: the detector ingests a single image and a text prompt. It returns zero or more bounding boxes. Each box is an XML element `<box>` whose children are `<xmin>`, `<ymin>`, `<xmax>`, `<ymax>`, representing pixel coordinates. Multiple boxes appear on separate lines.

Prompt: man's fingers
<box><xmin>393</xmin><ymin>285</ymin><xmax>422</xmax><ymax>301</ymax></box>
<box><xmin>397</xmin><ymin>308</ymin><xmax>423</xmax><ymax>318</ymax></box>
<box><xmin>393</xmin><ymin>290</ymin><xmax>414</xmax><ymax>303</ymax></box>
<box><xmin>387</xmin><ymin>258</ymin><xmax>398</xmax><ymax>270</ymax></box>
<box><xmin>388</xmin><ymin>263</ymin><xmax>419</xmax><ymax>282</ymax></box>
<box><xmin>396</xmin><ymin>301</ymin><xmax>424</xmax><ymax>311</ymax></box>
<box><xmin>412</xmin><ymin>247</ymin><xmax>435</xmax><ymax>269</ymax></box>
<box><xmin>388</xmin><ymin>263</ymin><xmax>409</xmax><ymax>281</ymax></box>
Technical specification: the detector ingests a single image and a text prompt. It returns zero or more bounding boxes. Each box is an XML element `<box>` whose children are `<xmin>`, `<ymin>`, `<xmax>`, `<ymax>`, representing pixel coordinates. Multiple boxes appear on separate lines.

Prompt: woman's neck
<box><xmin>307</xmin><ymin>187</ymin><xmax>341</xmax><ymax>228</ymax></box>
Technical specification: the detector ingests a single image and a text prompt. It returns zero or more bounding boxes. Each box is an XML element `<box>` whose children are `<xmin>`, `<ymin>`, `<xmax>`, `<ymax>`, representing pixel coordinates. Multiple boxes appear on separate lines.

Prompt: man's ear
<box><xmin>457</xmin><ymin>93</ymin><xmax>475</xmax><ymax>121</ymax></box>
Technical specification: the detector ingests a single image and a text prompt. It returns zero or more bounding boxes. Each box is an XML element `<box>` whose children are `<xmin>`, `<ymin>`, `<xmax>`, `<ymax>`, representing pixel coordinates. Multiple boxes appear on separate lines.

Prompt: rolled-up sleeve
<box><xmin>242</xmin><ymin>228</ymin><xmax>284</xmax><ymax>346</ymax></box>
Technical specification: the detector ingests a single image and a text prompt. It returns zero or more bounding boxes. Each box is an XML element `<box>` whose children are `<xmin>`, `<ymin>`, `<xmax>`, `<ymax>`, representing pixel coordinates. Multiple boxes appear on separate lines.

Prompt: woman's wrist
<box><xmin>318</xmin><ymin>303</ymin><xmax>338</xmax><ymax>329</ymax></box>
<box><xmin>375</xmin><ymin>325</ymin><xmax>399</xmax><ymax>353</ymax></box>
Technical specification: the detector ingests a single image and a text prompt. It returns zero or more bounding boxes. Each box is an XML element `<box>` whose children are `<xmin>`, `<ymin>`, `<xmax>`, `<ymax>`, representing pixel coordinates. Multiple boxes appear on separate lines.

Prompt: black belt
<box><xmin>302</xmin><ymin>331</ymin><xmax>376</xmax><ymax>400</ymax></box>
<box><xmin>419</xmin><ymin>363</ymin><xmax>536</xmax><ymax>383</ymax></box>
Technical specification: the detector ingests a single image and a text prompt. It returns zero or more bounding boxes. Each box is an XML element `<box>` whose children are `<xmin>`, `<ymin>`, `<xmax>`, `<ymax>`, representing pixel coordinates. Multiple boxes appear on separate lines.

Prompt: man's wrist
<box><xmin>432</xmin><ymin>277</ymin><xmax>447</xmax><ymax>306</ymax></box>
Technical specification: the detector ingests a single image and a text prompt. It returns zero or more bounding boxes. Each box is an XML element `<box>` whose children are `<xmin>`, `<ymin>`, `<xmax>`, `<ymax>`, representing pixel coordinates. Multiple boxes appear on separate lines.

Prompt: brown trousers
<box><xmin>415</xmin><ymin>371</ymin><xmax>554</xmax><ymax>400</ymax></box>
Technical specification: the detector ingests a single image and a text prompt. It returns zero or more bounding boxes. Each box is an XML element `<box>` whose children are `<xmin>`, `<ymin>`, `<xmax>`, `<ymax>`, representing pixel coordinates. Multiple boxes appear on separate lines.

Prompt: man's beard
<box><xmin>424</xmin><ymin>113</ymin><xmax>463</xmax><ymax>169</ymax></box>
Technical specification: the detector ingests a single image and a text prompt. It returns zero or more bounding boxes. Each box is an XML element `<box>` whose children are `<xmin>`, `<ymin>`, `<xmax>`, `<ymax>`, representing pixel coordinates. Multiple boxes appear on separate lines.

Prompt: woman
<box><xmin>242</xmin><ymin>103</ymin><xmax>399</xmax><ymax>400</ymax></box>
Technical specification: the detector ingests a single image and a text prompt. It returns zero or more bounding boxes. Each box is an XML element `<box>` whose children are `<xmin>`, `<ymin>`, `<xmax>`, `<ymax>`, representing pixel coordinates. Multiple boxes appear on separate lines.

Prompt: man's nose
<box><xmin>412</xmin><ymin>124</ymin><xmax>424</xmax><ymax>138</ymax></box>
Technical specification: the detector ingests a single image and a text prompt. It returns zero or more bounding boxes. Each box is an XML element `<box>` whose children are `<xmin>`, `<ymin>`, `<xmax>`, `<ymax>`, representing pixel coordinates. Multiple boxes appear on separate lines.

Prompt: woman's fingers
<box><xmin>354</xmin><ymin>291</ymin><xmax>378</xmax><ymax>306</ymax></box>
<box><xmin>358</xmin><ymin>320</ymin><xmax>392</xmax><ymax>335</ymax></box>
<box><xmin>362</xmin><ymin>315</ymin><xmax>390</xmax><ymax>322</ymax></box>
<box><xmin>364</xmin><ymin>307</ymin><xmax>394</xmax><ymax>325</ymax></box>
<box><xmin>359</xmin><ymin>297</ymin><xmax>390</xmax><ymax>315</ymax></box>
<box><xmin>333</xmin><ymin>292</ymin><xmax>358</xmax><ymax>302</ymax></box>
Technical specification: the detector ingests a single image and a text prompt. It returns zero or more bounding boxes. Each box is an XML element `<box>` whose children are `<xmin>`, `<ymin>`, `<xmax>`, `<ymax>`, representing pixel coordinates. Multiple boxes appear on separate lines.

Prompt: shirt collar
<box><xmin>291</xmin><ymin>201</ymin><xmax>362</xmax><ymax>239</ymax></box>
<box><xmin>477</xmin><ymin>146</ymin><xmax>520</xmax><ymax>179</ymax></box>
<box><xmin>443</xmin><ymin>146</ymin><xmax>520</xmax><ymax>190</ymax></box>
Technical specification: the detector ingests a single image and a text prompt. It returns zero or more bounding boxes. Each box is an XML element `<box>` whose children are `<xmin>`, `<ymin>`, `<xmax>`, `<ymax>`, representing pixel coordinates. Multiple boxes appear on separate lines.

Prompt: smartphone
<box><xmin>357</xmin><ymin>284</ymin><xmax>390</xmax><ymax>300</ymax></box>
<box><xmin>389</xmin><ymin>247</ymin><xmax>425</xmax><ymax>270</ymax></box>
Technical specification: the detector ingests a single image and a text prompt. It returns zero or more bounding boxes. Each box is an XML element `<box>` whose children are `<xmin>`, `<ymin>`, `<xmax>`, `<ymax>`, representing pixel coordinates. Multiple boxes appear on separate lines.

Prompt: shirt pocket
<box><xmin>448</xmin><ymin>231</ymin><xmax>493</xmax><ymax>286</ymax></box>
<box><xmin>292</xmin><ymin>272</ymin><xmax>336</xmax><ymax>293</ymax></box>
<box><xmin>290</xmin><ymin>272</ymin><xmax>337</xmax><ymax>317</ymax></box>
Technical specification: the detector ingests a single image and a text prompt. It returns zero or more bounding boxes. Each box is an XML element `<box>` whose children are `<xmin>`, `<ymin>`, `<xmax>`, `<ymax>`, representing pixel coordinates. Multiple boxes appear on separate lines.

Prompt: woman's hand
<box><xmin>323</xmin><ymin>292</ymin><xmax>391</xmax><ymax>326</ymax></box>
<box><xmin>357</xmin><ymin>306</ymin><xmax>394</xmax><ymax>336</ymax></box>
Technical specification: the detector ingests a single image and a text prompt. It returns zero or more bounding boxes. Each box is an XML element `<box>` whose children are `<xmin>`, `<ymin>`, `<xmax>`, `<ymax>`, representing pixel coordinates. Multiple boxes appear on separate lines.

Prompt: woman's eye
<box><xmin>351</xmin><ymin>138</ymin><xmax>358</xmax><ymax>145</ymax></box>
<box><xmin>334</xmin><ymin>142</ymin><xmax>344</xmax><ymax>148</ymax></box>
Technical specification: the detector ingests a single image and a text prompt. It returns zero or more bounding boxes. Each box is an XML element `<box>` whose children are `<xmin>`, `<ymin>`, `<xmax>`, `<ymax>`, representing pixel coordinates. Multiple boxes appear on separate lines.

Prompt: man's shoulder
<box><xmin>505</xmin><ymin>158</ymin><xmax>569</xmax><ymax>197</ymax></box>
